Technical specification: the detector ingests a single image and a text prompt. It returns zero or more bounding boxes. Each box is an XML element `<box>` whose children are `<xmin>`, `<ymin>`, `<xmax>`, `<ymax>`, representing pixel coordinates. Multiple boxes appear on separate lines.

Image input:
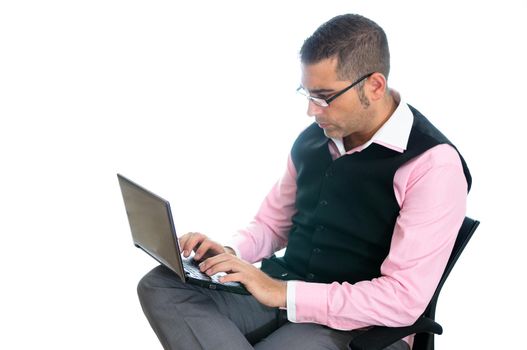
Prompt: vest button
<box><xmin>325</xmin><ymin>170</ymin><xmax>333</xmax><ymax>177</ymax></box>
<box><xmin>306</xmin><ymin>273</ymin><xmax>315</xmax><ymax>280</ymax></box>
<box><xmin>319</xmin><ymin>200</ymin><xmax>328</xmax><ymax>206</ymax></box>
<box><xmin>316</xmin><ymin>225</ymin><xmax>326</xmax><ymax>231</ymax></box>
<box><xmin>313</xmin><ymin>248</ymin><xmax>321</xmax><ymax>254</ymax></box>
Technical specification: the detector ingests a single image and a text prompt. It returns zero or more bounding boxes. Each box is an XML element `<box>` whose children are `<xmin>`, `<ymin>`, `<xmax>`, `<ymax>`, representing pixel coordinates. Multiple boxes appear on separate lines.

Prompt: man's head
<box><xmin>298</xmin><ymin>14</ymin><xmax>394</xmax><ymax>146</ymax></box>
<box><xmin>300</xmin><ymin>14</ymin><xmax>390</xmax><ymax>84</ymax></box>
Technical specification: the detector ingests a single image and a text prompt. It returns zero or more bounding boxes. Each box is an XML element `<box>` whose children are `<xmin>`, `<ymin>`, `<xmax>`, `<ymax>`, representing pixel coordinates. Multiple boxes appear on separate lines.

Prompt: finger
<box><xmin>180</xmin><ymin>232</ymin><xmax>205</xmax><ymax>257</ymax></box>
<box><xmin>203</xmin><ymin>256</ymin><xmax>249</xmax><ymax>277</ymax></box>
<box><xmin>203</xmin><ymin>260</ymin><xmax>238</xmax><ymax>276</ymax></box>
<box><xmin>194</xmin><ymin>240</ymin><xmax>214</xmax><ymax>261</ymax></box>
<box><xmin>178</xmin><ymin>233</ymin><xmax>192</xmax><ymax>253</ymax></box>
<box><xmin>219</xmin><ymin>272</ymin><xmax>244</xmax><ymax>284</ymax></box>
<box><xmin>199</xmin><ymin>253</ymin><xmax>235</xmax><ymax>272</ymax></box>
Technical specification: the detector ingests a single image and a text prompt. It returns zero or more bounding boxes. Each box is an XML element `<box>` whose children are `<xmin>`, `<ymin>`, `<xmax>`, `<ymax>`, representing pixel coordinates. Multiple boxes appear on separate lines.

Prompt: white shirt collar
<box><xmin>331</xmin><ymin>90</ymin><xmax>413</xmax><ymax>156</ymax></box>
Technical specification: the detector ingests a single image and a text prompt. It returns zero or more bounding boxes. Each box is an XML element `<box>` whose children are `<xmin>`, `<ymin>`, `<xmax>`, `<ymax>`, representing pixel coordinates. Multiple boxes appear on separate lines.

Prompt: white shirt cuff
<box><xmin>286</xmin><ymin>281</ymin><xmax>297</xmax><ymax>322</ymax></box>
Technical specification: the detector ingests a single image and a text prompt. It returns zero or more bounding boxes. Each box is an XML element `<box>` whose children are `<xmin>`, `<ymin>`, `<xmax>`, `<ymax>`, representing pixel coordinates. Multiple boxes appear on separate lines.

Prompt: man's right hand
<box><xmin>178</xmin><ymin>232</ymin><xmax>234</xmax><ymax>261</ymax></box>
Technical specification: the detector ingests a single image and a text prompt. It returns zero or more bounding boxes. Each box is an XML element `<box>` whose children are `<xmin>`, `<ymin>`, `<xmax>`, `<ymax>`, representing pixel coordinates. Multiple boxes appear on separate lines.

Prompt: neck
<box><xmin>343</xmin><ymin>91</ymin><xmax>398</xmax><ymax>151</ymax></box>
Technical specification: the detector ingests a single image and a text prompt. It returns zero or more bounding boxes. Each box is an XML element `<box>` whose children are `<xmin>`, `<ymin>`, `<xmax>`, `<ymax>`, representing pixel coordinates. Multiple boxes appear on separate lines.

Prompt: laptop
<box><xmin>117</xmin><ymin>174</ymin><xmax>249</xmax><ymax>295</ymax></box>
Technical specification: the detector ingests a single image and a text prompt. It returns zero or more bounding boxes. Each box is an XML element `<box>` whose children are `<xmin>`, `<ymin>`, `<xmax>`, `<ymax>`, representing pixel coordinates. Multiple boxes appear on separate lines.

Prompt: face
<box><xmin>300</xmin><ymin>58</ymin><xmax>372</xmax><ymax>140</ymax></box>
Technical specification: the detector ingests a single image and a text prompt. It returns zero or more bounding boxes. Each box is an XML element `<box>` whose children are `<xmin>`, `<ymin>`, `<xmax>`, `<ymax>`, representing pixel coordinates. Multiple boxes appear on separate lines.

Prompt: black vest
<box><xmin>260</xmin><ymin>105</ymin><xmax>471</xmax><ymax>283</ymax></box>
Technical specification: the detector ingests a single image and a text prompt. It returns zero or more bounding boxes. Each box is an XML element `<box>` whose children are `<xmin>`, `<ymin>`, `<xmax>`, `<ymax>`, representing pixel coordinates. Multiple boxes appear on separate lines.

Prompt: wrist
<box><xmin>277</xmin><ymin>280</ymin><xmax>287</xmax><ymax>308</ymax></box>
<box><xmin>223</xmin><ymin>246</ymin><xmax>236</xmax><ymax>256</ymax></box>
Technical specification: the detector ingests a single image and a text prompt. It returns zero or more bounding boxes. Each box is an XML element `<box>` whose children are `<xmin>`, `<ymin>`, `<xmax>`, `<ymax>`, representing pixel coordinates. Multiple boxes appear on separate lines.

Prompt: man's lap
<box><xmin>138</xmin><ymin>265</ymin><xmax>409</xmax><ymax>350</ymax></box>
<box><xmin>138</xmin><ymin>265</ymin><xmax>279</xmax><ymax>348</ymax></box>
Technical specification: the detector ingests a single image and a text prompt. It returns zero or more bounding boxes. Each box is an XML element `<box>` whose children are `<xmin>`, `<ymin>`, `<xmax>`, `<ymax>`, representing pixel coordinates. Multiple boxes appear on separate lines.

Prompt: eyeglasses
<box><xmin>296</xmin><ymin>72</ymin><xmax>374</xmax><ymax>108</ymax></box>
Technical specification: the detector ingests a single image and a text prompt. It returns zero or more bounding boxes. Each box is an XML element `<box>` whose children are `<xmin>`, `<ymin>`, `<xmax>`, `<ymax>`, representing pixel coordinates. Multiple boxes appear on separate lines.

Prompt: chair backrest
<box><xmin>413</xmin><ymin>216</ymin><xmax>480</xmax><ymax>350</ymax></box>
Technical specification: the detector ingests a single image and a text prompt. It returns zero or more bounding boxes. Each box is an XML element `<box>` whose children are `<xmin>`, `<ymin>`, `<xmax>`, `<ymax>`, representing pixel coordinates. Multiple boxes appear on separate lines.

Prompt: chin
<box><xmin>323</xmin><ymin>129</ymin><xmax>342</xmax><ymax>139</ymax></box>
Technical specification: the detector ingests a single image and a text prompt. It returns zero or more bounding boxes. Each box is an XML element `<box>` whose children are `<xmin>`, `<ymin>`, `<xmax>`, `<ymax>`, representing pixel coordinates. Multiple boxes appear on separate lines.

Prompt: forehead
<box><xmin>301</xmin><ymin>57</ymin><xmax>342</xmax><ymax>90</ymax></box>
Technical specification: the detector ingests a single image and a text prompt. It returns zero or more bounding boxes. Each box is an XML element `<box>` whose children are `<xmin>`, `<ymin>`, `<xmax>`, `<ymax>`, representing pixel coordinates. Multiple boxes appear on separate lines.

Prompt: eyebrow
<box><xmin>309</xmin><ymin>88</ymin><xmax>335</xmax><ymax>94</ymax></box>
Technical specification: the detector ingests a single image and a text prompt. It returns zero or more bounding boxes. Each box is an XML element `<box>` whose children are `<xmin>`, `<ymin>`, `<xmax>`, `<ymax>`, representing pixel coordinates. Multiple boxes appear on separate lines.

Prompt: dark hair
<box><xmin>300</xmin><ymin>14</ymin><xmax>390</xmax><ymax>82</ymax></box>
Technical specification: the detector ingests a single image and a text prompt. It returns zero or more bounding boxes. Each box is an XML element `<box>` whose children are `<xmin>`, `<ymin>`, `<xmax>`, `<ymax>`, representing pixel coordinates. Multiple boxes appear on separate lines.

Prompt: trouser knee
<box><xmin>136</xmin><ymin>272</ymin><xmax>151</xmax><ymax>304</ymax></box>
<box><xmin>137</xmin><ymin>265</ymin><xmax>181</xmax><ymax>304</ymax></box>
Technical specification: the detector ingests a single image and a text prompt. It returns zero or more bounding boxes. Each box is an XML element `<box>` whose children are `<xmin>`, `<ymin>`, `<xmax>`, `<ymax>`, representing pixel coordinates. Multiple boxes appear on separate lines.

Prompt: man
<box><xmin>137</xmin><ymin>14</ymin><xmax>471</xmax><ymax>350</ymax></box>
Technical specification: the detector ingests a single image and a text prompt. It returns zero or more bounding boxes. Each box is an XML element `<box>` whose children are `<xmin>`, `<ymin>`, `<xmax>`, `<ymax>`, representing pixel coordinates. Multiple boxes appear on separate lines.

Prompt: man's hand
<box><xmin>198</xmin><ymin>253</ymin><xmax>287</xmax><ymax>308</ymax></box>
<box><xmin>178</xmin><ymin>232</ymin><xmax>234</xmax><ymax>261</ymax></box>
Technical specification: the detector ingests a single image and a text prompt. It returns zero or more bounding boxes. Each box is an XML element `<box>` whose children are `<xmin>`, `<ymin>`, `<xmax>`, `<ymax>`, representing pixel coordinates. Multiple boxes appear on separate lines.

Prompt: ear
<box><xmin>366</xmin><ymin>73</ymin><xmax>387</xmax><ymax>101</ymax></box>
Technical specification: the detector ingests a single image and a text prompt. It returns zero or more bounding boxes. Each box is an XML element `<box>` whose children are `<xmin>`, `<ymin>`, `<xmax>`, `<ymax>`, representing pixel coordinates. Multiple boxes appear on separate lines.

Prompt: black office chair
<box><xmin>349</xmin><ymin>216</ymin><xmax>480</xmax><ymax>350</ymax></box>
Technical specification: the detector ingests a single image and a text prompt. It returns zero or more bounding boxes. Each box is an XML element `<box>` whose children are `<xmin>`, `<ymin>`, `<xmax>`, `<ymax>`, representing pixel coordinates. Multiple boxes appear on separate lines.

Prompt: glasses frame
<box><xmin>297</xmin><ymin>72</ymin><xmax>374</xmax><ymax>107</ymax></box>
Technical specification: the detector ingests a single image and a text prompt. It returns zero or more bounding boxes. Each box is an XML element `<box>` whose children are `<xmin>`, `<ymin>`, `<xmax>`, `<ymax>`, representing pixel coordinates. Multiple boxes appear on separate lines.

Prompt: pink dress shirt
<box><xmin>230</xmin><ymin>97</ymin><xmax>467</xmax><ymax>348</ymax></box>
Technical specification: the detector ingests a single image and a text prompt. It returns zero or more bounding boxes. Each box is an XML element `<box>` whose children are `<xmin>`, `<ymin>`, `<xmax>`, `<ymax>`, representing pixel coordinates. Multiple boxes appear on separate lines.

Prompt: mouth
<box><xmin>316</xmin><ymin>122</ymin><xmax>329</xmax><ymax>129</ymax></box>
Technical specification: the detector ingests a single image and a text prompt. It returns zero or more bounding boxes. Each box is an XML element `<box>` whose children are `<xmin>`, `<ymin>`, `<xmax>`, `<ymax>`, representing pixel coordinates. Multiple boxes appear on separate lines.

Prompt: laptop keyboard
<box><xmin>182</xmin><ymin>258</ymin><xmax>241</xmax><ymax>287</ymax></box>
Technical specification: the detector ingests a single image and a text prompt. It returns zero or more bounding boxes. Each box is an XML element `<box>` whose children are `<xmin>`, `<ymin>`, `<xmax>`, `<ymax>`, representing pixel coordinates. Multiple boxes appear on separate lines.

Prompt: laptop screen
<box><xmin>118</xmin><ymin>174</ymin><xmax>186</xmax><ymax>280</ymax></box>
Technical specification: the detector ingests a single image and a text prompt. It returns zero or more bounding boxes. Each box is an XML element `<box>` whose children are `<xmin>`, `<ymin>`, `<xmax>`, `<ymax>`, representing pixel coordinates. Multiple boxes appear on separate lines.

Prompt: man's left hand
<box><xmin>199</xmin><ymin>253</ymin><xmax>287</xmax><ymax>308</ymax></box>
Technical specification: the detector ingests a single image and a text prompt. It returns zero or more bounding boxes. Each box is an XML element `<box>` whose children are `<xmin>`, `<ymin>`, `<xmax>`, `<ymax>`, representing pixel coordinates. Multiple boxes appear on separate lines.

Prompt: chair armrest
<box><xmin>348</xmin><ymin>316</ymin><xmax>443</xmax><ymax>350</ymax></box>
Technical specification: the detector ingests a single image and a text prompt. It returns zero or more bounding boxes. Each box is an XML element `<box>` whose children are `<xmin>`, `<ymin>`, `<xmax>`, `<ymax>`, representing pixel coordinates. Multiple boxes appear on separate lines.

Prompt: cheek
<box><xmin>327</xmin><ymin>111</ymin><xmax>349</xmax><ymax>128</ymax></box>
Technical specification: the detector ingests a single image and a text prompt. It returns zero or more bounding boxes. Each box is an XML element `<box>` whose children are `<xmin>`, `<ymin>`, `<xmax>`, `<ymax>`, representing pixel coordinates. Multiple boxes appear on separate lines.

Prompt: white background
<box><xmin>1</xmin><ymin>1</ymin><xmax>526</xmax><ymax>349</ymax></box>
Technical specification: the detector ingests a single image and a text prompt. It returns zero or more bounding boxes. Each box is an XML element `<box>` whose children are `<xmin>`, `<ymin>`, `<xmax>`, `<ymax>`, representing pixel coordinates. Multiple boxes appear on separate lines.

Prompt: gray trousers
<box><xmin>138</xmin><ymin>265</ymin><xmax>410</xmax><ymax>350</ymax></box>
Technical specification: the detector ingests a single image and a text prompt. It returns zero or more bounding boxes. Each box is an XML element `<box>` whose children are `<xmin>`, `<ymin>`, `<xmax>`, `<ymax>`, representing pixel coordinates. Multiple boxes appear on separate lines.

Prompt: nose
<box><xmin>307</xmin><ymin>100</ymin><xmax>325</xmax><ymax>118</ymax></box>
